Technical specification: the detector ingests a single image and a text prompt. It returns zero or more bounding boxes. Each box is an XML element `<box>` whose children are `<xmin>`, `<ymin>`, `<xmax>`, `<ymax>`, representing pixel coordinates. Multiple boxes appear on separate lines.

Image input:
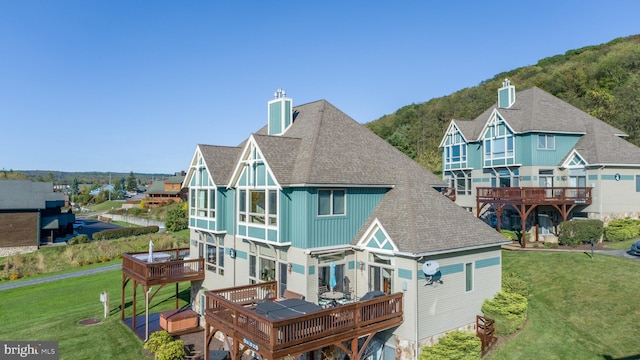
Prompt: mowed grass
<box><xmin>2</xmin><ymin>249</ymin><xmax>639</xmax><ymax>359</ymax></box>
<box><xmin>0</xmin><ymin>269</ymin><xmax>191</xmax><ymax>360</ymax></box>
<box><xmin>487</xmin><ymin>250</ymin><xmax>640</xmax><ymax>360</ymax></box>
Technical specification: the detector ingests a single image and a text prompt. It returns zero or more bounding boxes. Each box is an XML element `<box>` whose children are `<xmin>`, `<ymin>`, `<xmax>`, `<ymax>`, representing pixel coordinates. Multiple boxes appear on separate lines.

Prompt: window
<box><xmin>450</xmin><ymin>171</ymin><xmax>472</xmax><ymax>196</ymax></box>
<box><xmin>189</xmin><ymin>157</ymin><xmax>215</xmax><ymax>219</ymax></box>
<box><xmin>368</xmin><ymin>253</ymin><xmax>394</xmax><ymax>294</ymax></box>
<box><xmin>318</xmin><ymin>189</ymin><xmax>346</xmax><ymax>216</ymax></box>
<box><xmin>205</xmin><ymin>235</ymin><xmax>224</xmax><ymax>275</ymax></box>
<box><xmin>248</xmin><ymin>243</ymin><xmax>277</xmax><ymax>283</ymax></box>
<box><xmin>444</xmin><ymin>129</ymin><xmax>467</xmax><ymax>170</ymax></box>
<box><xmin>239</xmin><ymin>189</ymin><xmax>277</xmax><ymax>225</ymax></box>
<box><xmin>538</xmin><ymin>134</ymin><xmax>555</xmax><ymax>150</ymax></box>
<box><xmin>465</xmin><ymin>262</ymin><xmax>473</xmax><ymax>292</ymax></box>
<box><xmin>483</xmin><ymin>115</ymin><xmax>515</xmax><ymax>167</ymax></box>
<box><xmin>636</xmin><ymin>175</ymin><xmax>640</xmax><ymax>192</ymax></box>
<box><xmin>539</xmin><ymin>170</ymin><xmax>554</xmax><ymax>187</ymax></box>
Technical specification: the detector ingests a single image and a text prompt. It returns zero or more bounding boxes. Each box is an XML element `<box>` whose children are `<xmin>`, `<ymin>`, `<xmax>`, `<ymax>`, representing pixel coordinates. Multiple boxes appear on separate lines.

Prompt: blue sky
<box><xmin>1</xmin><ymin>1</ymin><xmax>639</xmax><ymax>174</ymax></box>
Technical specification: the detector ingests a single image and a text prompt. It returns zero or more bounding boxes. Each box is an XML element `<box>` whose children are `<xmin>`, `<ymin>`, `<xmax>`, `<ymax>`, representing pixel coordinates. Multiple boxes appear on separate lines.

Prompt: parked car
<box><xmin>73</xmin><ymin>220</ymin><xmax>85</xmax><ymax>229</ymax></box>
<box><xmin>630</xmin><ymin>240</ymin><xmax>640</xmax><ymax>256</ymax></box>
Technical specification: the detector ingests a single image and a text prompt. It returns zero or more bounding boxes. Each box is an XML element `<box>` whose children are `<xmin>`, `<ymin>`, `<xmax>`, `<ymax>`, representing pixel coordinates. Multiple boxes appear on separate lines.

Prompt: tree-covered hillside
<box><xmin>366</xmin><ymin>34</ymin><xmax>640</xmax><ymax>175</ymax></box>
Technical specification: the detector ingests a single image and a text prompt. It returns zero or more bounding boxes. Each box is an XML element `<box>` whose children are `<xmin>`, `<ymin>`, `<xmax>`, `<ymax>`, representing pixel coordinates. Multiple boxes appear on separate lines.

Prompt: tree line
<box><xmin>366</xmin><ymin>34</ymin><xmax>640</xmax><ymax>175</ymax></box>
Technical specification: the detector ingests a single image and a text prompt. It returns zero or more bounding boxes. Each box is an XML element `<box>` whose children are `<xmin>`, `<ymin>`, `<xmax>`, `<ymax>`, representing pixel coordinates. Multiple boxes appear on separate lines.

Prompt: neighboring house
<box><xmin>0</xmin><ymin>180</ymin><xmax>73</xmax><ymax>255</ymax></box>
<box><xmin>440</xmin><ymin>80</ymin><xmax>640</xmax><ymax>242</ymax></box>
<box><xmin>182</xmin><ymin>91</ymin><xmax>508</xmax><ymax>359</ymax></box>
<box><xmin>145</xmin><ymin>172</ymin><xmax>187</xmax><ymax>207</ymax></box>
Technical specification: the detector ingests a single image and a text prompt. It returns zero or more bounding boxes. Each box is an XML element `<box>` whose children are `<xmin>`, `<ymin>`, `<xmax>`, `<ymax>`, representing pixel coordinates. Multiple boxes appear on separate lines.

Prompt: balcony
<box><xmin>476</xmin><ymin>187</ymin><xmax>592</xmax><ymax>206</ymax></box>
<box><xmin>204</xmin><ymin>282</ymin><xmax>403</xmax><ymax>360</ymax></box>
<box><xmin>121</xmin><ymin>248</ymin><xmax>205</xmax><ymax>287</ymax></box>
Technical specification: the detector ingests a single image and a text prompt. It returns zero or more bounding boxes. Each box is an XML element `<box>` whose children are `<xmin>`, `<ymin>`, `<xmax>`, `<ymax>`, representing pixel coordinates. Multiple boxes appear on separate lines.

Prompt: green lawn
<box><xmin>2</xmin><ymin>250</ymin><xmax>639</xmax><ymax>359</ymax></box>
<box><xmin>0</xmin><ymin>269</ymin><xmax>190</xmax><ymax>360</ymax></box>
<box><xmin>486</xmin><ymin>250</ymin><xmax>640</xmax><ymax>359</ymax></box>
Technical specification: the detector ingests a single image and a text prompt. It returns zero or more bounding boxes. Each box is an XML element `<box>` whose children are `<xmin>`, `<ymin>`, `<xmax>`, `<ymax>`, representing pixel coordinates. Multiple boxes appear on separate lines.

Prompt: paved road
<box><xmin>0</xmin><ymin>264</ymin><xmax>121</xmax><ymax>291</ymax></box>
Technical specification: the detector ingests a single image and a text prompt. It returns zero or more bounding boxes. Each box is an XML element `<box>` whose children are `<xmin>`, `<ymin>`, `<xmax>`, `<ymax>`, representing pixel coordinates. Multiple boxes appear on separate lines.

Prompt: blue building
<box><xmin>440</xmin><ymin>80</ymin><xmax>640</xmax><ymax>244</ymax></box>
<box><xmin>183</xmin><ymin>91</ymin><xmax>507</xmax><ymax>359</ymax></box>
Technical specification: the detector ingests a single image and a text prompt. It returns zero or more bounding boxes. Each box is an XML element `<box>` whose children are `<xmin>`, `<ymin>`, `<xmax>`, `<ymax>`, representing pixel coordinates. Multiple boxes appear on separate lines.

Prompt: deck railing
<box><xmin>122</xmin><ymin>248</ymin><xmax>204</xmax><ymax>285</ymax></box>
<box><xmin>205</xmin><ymin>284</ymin><xmax>403</xmax><ymax>354</ymax></box>
<box><xmin>476</xmin><ymin>187</ymin><xmax>592</xmax><ymax>205</ymax></box>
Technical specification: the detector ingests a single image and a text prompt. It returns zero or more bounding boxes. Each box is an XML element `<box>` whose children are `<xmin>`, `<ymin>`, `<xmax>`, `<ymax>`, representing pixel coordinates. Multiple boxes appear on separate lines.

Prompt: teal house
<box><xmin>183</xmin><ymin>90</ymin><xmax>507</xmax><ymax>359</ymax></box>
<box><xmin>440</xmin><ymin>80</ymin><xmax>640</xmax><ymax>243</ymax></box>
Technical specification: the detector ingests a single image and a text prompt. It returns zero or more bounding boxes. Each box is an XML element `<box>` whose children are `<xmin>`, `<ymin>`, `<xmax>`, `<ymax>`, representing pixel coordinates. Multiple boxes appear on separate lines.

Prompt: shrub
<box><xmin>500</xmin><ymin>230</ymin><xmax>519</xmax><ymax>241</ymax></box>
<box><xmin>144</xmin><ymin>330</ymin><xmax>173</xmax><ymax>353</ymax></box>
<box><xmin>502</xmin><ymin>271</ymin><xmax>529</xmax><ymax>297</ymax></box>
<box><xmin>558</xmin><ymin>219</ymin><xmax>603</xmax><ymax>247</ymax></box>
<box><xmin>481</xmin><ymin>291</ymin><xmax>528</xmax><ymax>336</ymax></box>
<box><xmin>67</xmin><ymin>234</ymin><xmax>90</xmax><ymax>245</ymax></box>
<box><xmin>93</xmin><ymin>226</ymin><xmax>159</xmax><ymax>240</ymax></box>
<box><xmin>604</xmin><ymin>218</ymin><xmax>640</xmax><ymax>242</ymax></box>
<box><xmin>10</xmin><ymin>273</ymin><xmax>20</xmax><ymax>280</ymax></box>
<box><xmin>155</xmin><ymin>339</ymin><xmax>185</xmax><ymax>360</ymax></box>
<box><xmin>419</xmin><ymin>330</ymin><xmax>481</xmax><ymax>360</ymax></box>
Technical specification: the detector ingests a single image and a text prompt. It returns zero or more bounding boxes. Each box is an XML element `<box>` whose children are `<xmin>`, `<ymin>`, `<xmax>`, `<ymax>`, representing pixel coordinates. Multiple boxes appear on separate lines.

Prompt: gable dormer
<box><xmin>498</xmin><ymin>79</ymin><xmax>516</xmax><ymax>109</ymax></box>
<box><xmin>268</xmin><ymin>88</ymin><xmax>293</xmax><ymax>135</ymax></box>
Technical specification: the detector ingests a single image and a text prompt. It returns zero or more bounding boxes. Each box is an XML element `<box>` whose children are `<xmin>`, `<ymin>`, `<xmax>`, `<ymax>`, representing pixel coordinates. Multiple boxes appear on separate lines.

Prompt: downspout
<box><xmin>599</xmin><ymin>165</ymin><xmax>605</xmax><ymax>226</ymax></box>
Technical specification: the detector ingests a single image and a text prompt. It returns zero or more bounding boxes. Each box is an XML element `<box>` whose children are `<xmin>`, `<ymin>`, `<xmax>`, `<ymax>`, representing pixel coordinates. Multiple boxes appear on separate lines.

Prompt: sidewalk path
<box><xmin>0</xmin><ymin>264</ymin><xmax>121</xmax><ymax>291</ymax></box>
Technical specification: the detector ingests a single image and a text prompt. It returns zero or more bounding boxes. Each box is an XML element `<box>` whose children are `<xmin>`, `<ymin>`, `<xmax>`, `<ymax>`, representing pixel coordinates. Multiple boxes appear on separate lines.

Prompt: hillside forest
<box><xmin>366</xmin><ymin>34</ymin><xmax>640</xmax><ymax>175</ymax></box>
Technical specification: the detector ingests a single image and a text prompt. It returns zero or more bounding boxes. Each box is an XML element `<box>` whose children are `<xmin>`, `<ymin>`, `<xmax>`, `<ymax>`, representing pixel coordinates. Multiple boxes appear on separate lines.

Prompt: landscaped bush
<box><xmin>92</xmin><ymin>226</ymin><xmax>160</xmax><ymax>240</ymax></box>
<box><xmin>419</xmin><ymin>330</ymin><xmax>481</xmax><ymax>360</ymax></box>
<box><xmin>67</xmin><ymin>234</ymin><xmax>90</xmax><ymax>245</ymax></box>
<box><xmin>500</xmin><ymin>230</ymin><xmax>519</xmax><ymax>241</ymax></box>
<box><xmin>156</xmin><ymin>339</ymin><xmax>185</xmax><ymax>360</ymax></box>
<box><xmin>481</xmin><ymin>291</ymin><xmax>528</xmax><ymax>336</ymax></box>
<box><xmin>144</xmin><ymin>330</ymin><xmax>173</xmax><ymax>353</ymax></box>
<box><xmin>144</xmin><ymin>330</ymin><xmax>185</xmax><ymax>360</ymax></box>
<box><xmin>558</xmin><ymin>219</ymin><xmax>603</xmax><ymax>247</ymax></box>
<box><xmin>604</xmin><ymin>218</ymin><xmax>640</xmax><ymax>242</ymax></box>
<box><xmin>502</xmin><ymin>271</ymin><xmax>529</xmax><ymax>298</ymax></box>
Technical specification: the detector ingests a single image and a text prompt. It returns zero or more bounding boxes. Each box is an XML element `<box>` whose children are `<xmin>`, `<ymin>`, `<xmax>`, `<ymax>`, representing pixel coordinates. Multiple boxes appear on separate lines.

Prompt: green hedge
<box><xmin>481</xmin><ymin>291</ymin><xmax>528</xmax><ymax>336</ymax></box>
<box><xmin>502</xmin><ymin>271</ymin><xmax>529</xmax><ymax>298</ymax></box>
<box><xmin>604</xmin><ymin>218</ymin><xmax>640</xmax><ymax>242</ymax></box>
<box><xmin>558</xmin><ymin>219</ymin><xmax>603</xmax><ymax>247</ymax></box>
<box><xmin>67</xmin><ymin>234</ymin><xmax>90</xmax><ymax>245</ymax></box>
<box><xmin>419</xmin><ymin>330</ymin><xmax>481</xmax><ymax>360</ymax></box>
<box><xmin>92</xmin><ymin>226</ymin><xmax>159</xmax><ymax>240</ymax></box>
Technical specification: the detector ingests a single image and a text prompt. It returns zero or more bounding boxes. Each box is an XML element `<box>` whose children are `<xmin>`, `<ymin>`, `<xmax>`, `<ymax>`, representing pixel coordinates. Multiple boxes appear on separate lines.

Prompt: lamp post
<box><xmin>590</xmin><ymin>238</ymin><xmax>595</xmax><ymax>260</ymax></box>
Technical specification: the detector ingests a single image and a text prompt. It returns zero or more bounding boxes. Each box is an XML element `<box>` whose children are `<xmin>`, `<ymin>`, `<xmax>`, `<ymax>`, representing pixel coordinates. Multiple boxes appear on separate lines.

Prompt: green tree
<box><xmin>71</xmin><ymin>177</ymin><xmax>79</xmax><ymax>195</ymax></box>
<box><xmin>126</xmin><ymin>172</ymin><xmax>137</xmax><ymax>192</ymax></box>
<box><xmin>165</xmin><ymin>203</ymin><xmax>188</xmax><ymax>232</ymax></box>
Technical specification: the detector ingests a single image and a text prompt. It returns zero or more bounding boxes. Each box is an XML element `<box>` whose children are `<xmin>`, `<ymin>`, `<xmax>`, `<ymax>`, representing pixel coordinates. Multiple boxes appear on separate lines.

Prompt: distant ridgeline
<box><xmin>0</xmin><ymin>170</ymin><xmax>172</xmax><ymax>185</ymax></box>
<box><xmin>366</xmin><ymin>34</ymin><xmax>640</xmax><ymax>174</ymax></box>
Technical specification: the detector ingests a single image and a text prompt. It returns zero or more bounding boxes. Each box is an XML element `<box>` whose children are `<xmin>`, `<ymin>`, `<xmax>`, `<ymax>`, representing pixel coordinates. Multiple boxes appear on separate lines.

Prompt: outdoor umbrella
<box><xmin>148</xmin><ymin>240</ymin><xmax>154</xmax><ymax>262</ymax></box>
<box><xmin>329</xmin><ymin>262</ymin><xmax>337</xmax><ymax>292</ymax></box>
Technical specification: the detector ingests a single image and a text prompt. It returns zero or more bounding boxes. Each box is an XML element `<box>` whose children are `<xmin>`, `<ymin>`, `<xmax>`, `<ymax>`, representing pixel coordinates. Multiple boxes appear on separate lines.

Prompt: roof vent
<box><xmin>268</xmin><ymin>88</ymin><xmax>293</xmax><ymax>136</ymax></box>
<box><xmin>498</xmin><ymin>79</ymin><xmax>516</xmax><ymax>109</ymax></box>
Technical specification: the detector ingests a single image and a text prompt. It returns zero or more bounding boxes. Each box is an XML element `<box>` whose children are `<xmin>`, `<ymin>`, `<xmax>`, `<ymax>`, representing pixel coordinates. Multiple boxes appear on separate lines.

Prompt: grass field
<box><xmin>2</xmin><ymin>248</ymin><xmax>639</xmax><ymax>359</ymax></box>
<box><xmin>486</xmin><ymin>250</ymin><xmax>640</xmax><ymax>359</ymax></box>
<box><xmin>0</xmin><ymin>268</ymin><xmax>190</xmax><ymax>360</ymax></box>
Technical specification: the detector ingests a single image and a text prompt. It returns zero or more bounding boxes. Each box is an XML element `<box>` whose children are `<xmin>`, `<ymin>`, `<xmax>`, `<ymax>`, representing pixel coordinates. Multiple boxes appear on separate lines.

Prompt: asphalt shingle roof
<box><xmin>454</xmin><ymin>86</ymin><xmax>640</xmax><ymax>166</ymax></box>
<box><xmin>199</xmin><ymin>99</ymin><xmax>507</xmax><ymax>254</ymax></box>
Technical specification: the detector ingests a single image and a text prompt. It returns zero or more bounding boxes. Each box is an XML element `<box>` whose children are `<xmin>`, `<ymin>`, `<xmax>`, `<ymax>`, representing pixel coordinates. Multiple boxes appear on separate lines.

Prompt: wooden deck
<box><xmin>121</xmin><ymin>248</ymin><xmax>205</xmax><ymax>287</ymax></box>
<box><xmin>476</xmin><ymin>187</ymin><xmax>592</xmax><ymax>247</ymax></box>
<box><xmin>476</xmin><ymin>187</ymin><xmax>592</xmax><ymax>206</ymax></box>
<box><xmin>121</xmin><ymin>248</ymin><xmax>205</xmax><ymax>334</ymax></box>
<box><xmin>204</xmin><ymin>282</ymin><xmax>403</xmax><ymax>360</ymax></box>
